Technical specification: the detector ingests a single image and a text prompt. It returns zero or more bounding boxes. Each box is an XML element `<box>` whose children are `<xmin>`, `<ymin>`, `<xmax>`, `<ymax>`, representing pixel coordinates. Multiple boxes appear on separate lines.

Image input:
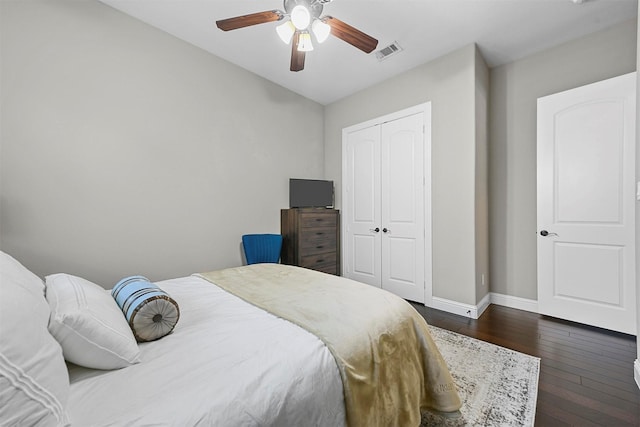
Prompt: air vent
<box><xmin>375</xmin><ymin>41</ymin><xmax>403</xmax><ymax>61</ymax></box>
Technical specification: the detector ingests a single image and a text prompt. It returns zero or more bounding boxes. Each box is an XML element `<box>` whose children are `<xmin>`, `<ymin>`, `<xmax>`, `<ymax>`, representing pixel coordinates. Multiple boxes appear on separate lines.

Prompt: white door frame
<box><xmin>341</xmin><ymin>102</ymin><xmax>432</xmax><ymax>305</ymax></box>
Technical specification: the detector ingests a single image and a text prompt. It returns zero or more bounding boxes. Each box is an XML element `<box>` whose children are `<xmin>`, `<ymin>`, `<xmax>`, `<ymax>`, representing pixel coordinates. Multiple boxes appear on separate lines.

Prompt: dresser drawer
<box><xmin>299</xmin><ymin>227</ymin><xmax>336</xmax><ymax>252</ymax></box>
<box><xmin>299</xmin><ymin>212</ymin><xmax>338</xmax><ymax>229</ymax></box>
<box><xmin>300</xmin><ymin>252</ymin><xmax>337</xmax><ymax>270</ymax></box>
<box><xmin>312</xmin><ymin>263</ymin><xmax>339</xmax><ymax>275</ymax></box>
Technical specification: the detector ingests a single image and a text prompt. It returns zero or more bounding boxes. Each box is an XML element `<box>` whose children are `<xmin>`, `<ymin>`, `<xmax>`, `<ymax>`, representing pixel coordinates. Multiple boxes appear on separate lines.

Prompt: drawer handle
<box><xmin>316</xmin><ymin>245</ymin><xmax>324</xmax><ymax>249</ymax></box>
<box><xmin>316</xmin><ymin>232</ymin><xmax>325</xmax><ymax>236</ymax></box>
<box><xmin>316</xmin><ymin>259</ymin><xmax>324</xmax><ymax>263</ymax></box>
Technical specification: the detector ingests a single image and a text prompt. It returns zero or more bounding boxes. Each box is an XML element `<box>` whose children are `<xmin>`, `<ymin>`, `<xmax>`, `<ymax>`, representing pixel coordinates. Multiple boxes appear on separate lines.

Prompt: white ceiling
<box><xmin>99</xmin><ymin>0</ymin><xmax>637</xmax><ymax>105</ymax></box>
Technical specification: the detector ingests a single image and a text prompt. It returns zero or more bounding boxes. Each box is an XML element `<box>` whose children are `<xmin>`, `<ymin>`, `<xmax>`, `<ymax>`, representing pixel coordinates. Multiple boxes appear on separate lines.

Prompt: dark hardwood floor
<box><xmin>410</xmin><ymin>303</ymin><xmax>640</xmax><ymax>426</ymax></box>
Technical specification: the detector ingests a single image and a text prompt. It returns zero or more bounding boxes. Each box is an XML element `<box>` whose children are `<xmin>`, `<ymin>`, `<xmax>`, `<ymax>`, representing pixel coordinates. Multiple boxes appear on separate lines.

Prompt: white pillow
<box><xmin>45</xmin><ymin>273</ymin><xmax>141</xmax><ymax>370</ymax></box>
<box><xmin>0</xmin><ymin>251</ymin><xmax>70</xmax><ymax>426</ymax></box>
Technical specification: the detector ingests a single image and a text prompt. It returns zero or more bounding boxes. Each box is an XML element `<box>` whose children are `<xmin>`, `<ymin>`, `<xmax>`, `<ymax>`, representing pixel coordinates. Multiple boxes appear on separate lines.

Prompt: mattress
<box><xmin>66</xmin><ymin>275</ymin><xmax>345</xmax><ymax>426</ymax></box>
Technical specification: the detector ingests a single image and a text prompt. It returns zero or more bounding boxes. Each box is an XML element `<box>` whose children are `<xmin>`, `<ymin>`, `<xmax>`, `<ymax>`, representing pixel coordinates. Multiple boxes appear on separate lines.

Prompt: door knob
<box><xmin>540</xmin><ymin>230</ymin><xmax>558</xmax><ymax>237</ymax></box>
<box><xmin>370</xmin><ymin>227</ymin><xmax>380</xmax><ymax>233</ymax></box>
<box><xmin>383</xmin><ymin>228</ymin><xmax>390</xmax><ymax>233</ymax></box>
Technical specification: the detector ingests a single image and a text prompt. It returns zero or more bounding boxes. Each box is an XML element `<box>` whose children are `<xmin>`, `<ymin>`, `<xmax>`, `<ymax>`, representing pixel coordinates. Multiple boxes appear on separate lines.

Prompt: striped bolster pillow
<box><xmin>111</xmin><ymin>276</ymin><xmax>180</xmax><ymax>342</ymax></box>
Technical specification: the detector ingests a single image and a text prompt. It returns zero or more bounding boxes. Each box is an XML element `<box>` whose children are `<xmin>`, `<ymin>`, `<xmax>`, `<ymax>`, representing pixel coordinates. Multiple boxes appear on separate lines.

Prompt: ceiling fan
<box><xmin>216</xmin><ymin>0</ymin><xmax>378</xmax><ymax>72</ymax></box>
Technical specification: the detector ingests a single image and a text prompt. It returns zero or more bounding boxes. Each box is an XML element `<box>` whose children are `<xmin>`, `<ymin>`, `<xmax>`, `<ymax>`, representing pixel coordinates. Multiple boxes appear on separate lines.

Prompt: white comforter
<box><xmin>66</xmin><ymin>276</ymin><xmax>346</xmax><ymax>426</ymax></box>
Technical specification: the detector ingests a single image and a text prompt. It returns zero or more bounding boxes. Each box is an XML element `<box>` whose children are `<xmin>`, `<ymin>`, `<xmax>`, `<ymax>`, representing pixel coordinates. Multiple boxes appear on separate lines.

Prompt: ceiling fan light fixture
<box><xmin>311</xmin><ymin>19</ymin><xmax>330</xmax><ymax>43</ymax></box>
<box><xmin>215</xmin><ymin>0</ymin><xmax>379</xmax><ymax>72</ymax></box>
<box><xmin>291</xmin><ymin>5</ymin><xmax>311</xmax><ymax>30</ymax></box>
<box><xmin>297</xmin><ymin>32</ymin><xmax>314</xmax><ymax>52</ymax></box>
<box><xmin>276</xmin><ymin>20</ymin><xmax>296</xmax><ymax>44</ymax></box>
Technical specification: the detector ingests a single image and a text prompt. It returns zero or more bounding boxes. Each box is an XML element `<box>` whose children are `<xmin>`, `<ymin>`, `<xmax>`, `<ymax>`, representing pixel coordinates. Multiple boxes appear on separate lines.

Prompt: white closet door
<box><xmin>380</xmin><ymin>113</ymin><xmax>425</xmax><ymax>303</ymax></box>
<box><xmin>344</xmin><ymin>124</ymin><xmax>382</xmax><ymax>287</ymax></box>
<box><xmin>343</xmin><ymin>104</ymin><xmax>430</xmax><ymax>304</ymax></box>
<box><xmin>537</xmin><ymin>72</ymin><xmax>636</xmax><ymax>335</ymax></box>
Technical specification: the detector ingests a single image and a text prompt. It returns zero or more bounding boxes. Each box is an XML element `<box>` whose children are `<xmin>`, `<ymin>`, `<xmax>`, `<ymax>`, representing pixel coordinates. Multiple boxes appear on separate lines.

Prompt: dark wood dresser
<box><xmin>280</xmin><ymin>208</ymin><xmax>340</xmax><ymax>275</ymax></box>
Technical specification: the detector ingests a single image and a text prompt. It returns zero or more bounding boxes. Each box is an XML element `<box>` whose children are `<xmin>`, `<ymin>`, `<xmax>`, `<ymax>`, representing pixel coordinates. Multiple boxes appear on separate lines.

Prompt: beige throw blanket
<box><xmin>197</xmin><ymin>264</ymin><xmax>461</xmax><ymax>427</ymax></box>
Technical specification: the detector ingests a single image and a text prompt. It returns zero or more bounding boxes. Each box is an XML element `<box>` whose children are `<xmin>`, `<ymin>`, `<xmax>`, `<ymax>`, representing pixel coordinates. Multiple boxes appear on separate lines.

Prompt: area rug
<box><xmin>421</xmin><ymin>326</ymin><xmax>540</xmax><ymax>426</ymax></box>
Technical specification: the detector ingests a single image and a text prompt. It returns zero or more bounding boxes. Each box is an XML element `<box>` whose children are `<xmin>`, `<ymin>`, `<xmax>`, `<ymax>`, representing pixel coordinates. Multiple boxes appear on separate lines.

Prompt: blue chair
<box><xmin>242</xmin><ymin>234</ymin><xmax>283</xmax><ymax>265</ymax></box>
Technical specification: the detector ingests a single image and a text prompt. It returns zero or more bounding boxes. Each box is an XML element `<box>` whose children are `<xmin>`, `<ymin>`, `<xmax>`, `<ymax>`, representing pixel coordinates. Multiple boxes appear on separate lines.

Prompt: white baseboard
<box><xmin>490</xmin><ymin>292</ymin><xmax>539</xmax><ymax>313</ymax></box>
<box><xmin>477</xmin><ymin>293</ymin><xmax>491</xmax><ymax>317</ymax></box>
<box><xmin>635</xmin><ymin>360</ymin><xmax>640</xmax><ymax>390</ymax></box>
<box><xmin>426</xmin><ymin>292</ymin><xmax>538</xmax><ymax>319</ymax></box>
<box><xmin>429</xmin><ymin>297</ymin><xmax>482</xmax><ymax>319</ymax></box>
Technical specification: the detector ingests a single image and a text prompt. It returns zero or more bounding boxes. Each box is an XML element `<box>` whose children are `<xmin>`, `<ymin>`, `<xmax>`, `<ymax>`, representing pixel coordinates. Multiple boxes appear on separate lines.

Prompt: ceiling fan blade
<box><xmin>324</xmin><ymin>16</ymin><xmax>378</xmax><ymax>54</ymax></box>
<box><xmin>290</xmin><ymin>32</ymin><xmax>306</xmax><ymax>72</ymax></box>
<box><xmin>216</xmin><ymin>10</ymin><xmax>283</xmax><ymax>31</ymax></box>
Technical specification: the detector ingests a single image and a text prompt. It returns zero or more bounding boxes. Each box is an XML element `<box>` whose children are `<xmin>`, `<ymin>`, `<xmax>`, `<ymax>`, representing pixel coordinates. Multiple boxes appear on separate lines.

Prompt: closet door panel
<box><xmin>344</xmin><ymin>125</ymin><xmax>382</xmax><ymax>287</ymax></box>
<box><xmin>381</xmin><ymin>113</ymin><xmax>425</xmax><ymax>303</ymax></box>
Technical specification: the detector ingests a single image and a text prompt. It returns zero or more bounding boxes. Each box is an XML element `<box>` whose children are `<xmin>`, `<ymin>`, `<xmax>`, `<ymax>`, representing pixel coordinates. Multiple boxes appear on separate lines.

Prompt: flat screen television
<box><xmin>289</xmin><ymin>178</ymin><xmax>334</xmax><ymax>208</ymax></box>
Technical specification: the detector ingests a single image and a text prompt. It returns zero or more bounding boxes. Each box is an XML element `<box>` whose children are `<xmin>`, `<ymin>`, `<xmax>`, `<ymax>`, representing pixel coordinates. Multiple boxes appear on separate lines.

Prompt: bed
<box><xmin>0</xmin><ymin>250</ymin><xmax>461</xmax><ymax>426</ymax></box>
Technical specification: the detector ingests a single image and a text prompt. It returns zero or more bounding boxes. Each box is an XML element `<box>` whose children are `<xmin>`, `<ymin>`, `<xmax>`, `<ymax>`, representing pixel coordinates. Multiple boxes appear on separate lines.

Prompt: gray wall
<box><xmin>489</xmin><ymin>19</ymin><xmax>637</xmax><ymax>300</ymax></box>
<box><xmin>0</xmin><ymin>0</ymin><xmax>324</xmax><ymax>286</ymax></box>
<box><xmin>324</xmin><ymin>44</ymin><xmax>482</xmax><ymax>305</ymax></box>
<box><xmin>474</xmin><ymin>48</ymin><xmax>490</xmax><ymax>304</ymax></box>
<box><xmin>636</xmin><ymin>7</ymin><xmax>640</xmax><ymax>364</ymax></box>
<box><xmin>1</xmin><ymin>0</ymin><xmax>636</xmax><ymax>307</ymax></box>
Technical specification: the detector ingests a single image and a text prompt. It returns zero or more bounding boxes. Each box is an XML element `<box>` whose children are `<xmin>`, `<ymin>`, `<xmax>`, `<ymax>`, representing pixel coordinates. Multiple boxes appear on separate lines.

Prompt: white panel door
<box><xmin>344</xmin><ymin>124</ymin><xmax>381</xmax><ymax>287</ymax></box>
<box><xmin>381</xmin><ymin>113</ymin><xmax>425</xmax><ymax>302</ymax></box>
<box><xmin>343</xmin><ymin>105</ymin><xmax>429</xmax><ymax>304</ymax></box>
<box><xmin>537</xmin><ymin>72</ymin><xmax>636</xmax><ymax>335</ymax></box>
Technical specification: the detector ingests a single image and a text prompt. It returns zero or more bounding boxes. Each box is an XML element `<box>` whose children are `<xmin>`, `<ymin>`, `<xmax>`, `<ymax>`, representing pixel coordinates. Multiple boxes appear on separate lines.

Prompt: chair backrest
<box><xmin>242</xmin><ymin>234</ymin><xmax>283</xmax><ymax>265</ymax></box>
